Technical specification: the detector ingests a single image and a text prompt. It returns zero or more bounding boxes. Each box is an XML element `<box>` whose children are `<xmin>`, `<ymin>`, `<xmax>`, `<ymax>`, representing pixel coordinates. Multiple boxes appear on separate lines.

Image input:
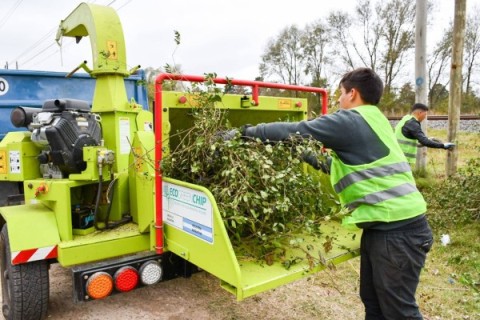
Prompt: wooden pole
<box><xmin>446</xmin><ymin>0</ymin><xmax>467</xmax><ymax>176</ymax></box>
<box><xmin>415</xmin><ymin>0</ymin><xmax>428</xmax><ymax>174</ymax></box>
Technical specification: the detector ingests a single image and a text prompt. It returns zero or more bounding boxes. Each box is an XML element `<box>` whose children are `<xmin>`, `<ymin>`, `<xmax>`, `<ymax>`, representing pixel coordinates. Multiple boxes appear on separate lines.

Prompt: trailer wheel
<box><xmin>0</xmin><ymin>225</ymin><xmax>49</xmax><ymax>320</ymax></box>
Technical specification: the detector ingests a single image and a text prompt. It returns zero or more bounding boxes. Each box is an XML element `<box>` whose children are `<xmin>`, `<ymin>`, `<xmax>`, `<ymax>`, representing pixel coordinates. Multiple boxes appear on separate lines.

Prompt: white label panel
<box><xmin>162</xmin><ymin>182</ymin><xmax>213</xmax><ymax>244</ymax></box>
<box><xmin>119</xmin><ymin>117</ymin><xmax>131</xmax><ymax>154</ymax></box>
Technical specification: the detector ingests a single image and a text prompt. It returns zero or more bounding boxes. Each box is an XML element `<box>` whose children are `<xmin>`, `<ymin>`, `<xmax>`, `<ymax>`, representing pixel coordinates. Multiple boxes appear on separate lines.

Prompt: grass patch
<box><xmin>419</xmin><ymin>223</ymin><xmax>480</xmax><ymax>318</ymax></box>
<box><xmin>420</xmin><ymin>128</ymin><xmax>479</xmax><ymax>177</ymax></box>
<box><xmin>417</xmin><ymin>128</ymin><xmax>480</xmax><ymax>318</ymax></box>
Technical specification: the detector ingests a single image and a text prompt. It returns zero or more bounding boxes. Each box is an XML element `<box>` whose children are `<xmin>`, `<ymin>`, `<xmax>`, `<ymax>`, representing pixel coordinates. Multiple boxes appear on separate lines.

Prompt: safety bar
<box><xmin>153</xmin><ymin>73</ymin><xmax>329</xmax><ymax>254</ymax></box>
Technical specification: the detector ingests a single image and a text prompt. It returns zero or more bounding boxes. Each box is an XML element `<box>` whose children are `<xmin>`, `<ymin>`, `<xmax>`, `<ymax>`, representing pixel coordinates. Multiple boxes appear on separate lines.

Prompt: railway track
<box><xmin>387</xmin><ymin>115</ymin><xmax>480</xmax><ymax>121</ymax></box>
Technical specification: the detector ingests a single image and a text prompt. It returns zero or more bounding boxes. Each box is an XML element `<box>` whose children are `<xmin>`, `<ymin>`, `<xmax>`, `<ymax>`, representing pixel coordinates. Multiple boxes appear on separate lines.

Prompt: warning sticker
<box><xmin>107</xmin><ymin>40</ymin><xmax>118</xmax><ymax>60</ymax></box>
<box><xmin>278</xmin><ymin>99</ymin><xmax>292</xmax><ymax>109</ymax></box>
<box><xmin>9</xmin><ymin>151</ymin><xmax>20</xmax><ymax>174</ymax></box>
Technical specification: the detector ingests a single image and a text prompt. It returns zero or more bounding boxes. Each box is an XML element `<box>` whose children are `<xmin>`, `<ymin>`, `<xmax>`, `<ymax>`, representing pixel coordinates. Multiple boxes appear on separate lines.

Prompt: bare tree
<box><xmin>327</xmin><ymin>11</ymin><xmax>356</xmax><ymax>70</ymax></box>
<box><xmin>353</xmin><ymin>0</ymin><xmax>382</xmax><ymax>70</ymax></box>
<box><xmin>301</xmin><ymin>19</ymin><xmax>331</xmax><ymax>116</ymax></box>
<box><xmin>464</xmin><ymin>9</ymin><xmax>480</xmax><ymax>95</ymax></box>
<box><xmin>427</xmin><ymin>27</ymin><xmax>452</xmax><ymax>107</ymax></box>
<box><xmin>427</xmin><ymin>8</ymin><xmax>480</xmax><ymax>106</ymax></box>
<box><xmin>378</xmin><ymin>0</ymin><xmax>416</xmax><ymax>92</ymax></box>
<box><xmin>259</xmin><ymin>25</ymin><xmax>305</xmax><ymax>87</ymax></box>
<box><xmin>327</xmin><ymin>0</ymin><xmax>416</xmax><ymax>93</ymax></box>
<box><xmin>302</xmin><ymin>19</ymin><xmax>330</xmax><ymax>86</ymax></box>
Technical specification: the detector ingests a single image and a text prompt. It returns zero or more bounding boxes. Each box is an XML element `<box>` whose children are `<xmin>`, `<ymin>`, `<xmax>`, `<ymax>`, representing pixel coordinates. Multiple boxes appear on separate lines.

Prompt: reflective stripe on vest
<box><xmin>330</xmin><ymin>105</ymin><xmax>426</xmax><ymax>226</ymax></box>
<box><xmin>333</xmin><ymin>162</ymin><xmax>411</xmax><ymax>194</ymax></box>
<box><xmin>397</xmin><ymin>139</ymin><xmax>417</xmax><ymax>147</ymax></box>
<box><xmin>395</xmin><ymin>115</ymin><xmax>417</xmax><ymax>164</ymax></box>
<box><xmin>346</xmin><ymin>182</ymin><xmax>418</xmax><ymax>210</ymax></box>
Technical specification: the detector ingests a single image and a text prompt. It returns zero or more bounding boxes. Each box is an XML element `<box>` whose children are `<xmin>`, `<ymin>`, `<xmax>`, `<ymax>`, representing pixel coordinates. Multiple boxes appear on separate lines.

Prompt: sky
<box><xmin>0</xmin><ymin>0</ymin><xmax>478</xmax><ymax>82</ymax></box>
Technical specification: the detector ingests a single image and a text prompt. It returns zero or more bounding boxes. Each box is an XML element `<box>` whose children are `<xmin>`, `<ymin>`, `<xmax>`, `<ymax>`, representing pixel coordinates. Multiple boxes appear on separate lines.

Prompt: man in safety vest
<box><xmin>395</xmin><ymin>103</ymin><xmax>455</xmax><ymax>165</ymax></box>
<box><xmin>224</xmin><ymin>68</ymin><xmax>433</xmax><ymax>319</ymax></box>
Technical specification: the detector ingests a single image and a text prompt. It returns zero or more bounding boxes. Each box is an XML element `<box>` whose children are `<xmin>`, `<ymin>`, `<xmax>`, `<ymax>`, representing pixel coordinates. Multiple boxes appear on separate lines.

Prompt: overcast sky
<box><xmin>1</xmin><ymin>0</ymin><xmax>478</xmax><ymax>81</ymax></box>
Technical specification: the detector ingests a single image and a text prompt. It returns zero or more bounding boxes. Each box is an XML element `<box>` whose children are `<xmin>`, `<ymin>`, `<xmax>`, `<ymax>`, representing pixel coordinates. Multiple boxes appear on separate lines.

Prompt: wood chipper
<box><xmin>0</xmin><ymin>3</ymin><xmax>360</xmax><ymax>319</ymax></box>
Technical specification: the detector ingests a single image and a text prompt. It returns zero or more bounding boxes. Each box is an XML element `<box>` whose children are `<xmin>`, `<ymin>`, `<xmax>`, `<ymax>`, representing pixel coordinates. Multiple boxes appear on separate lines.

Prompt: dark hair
<box><xmin>339</xmin><ymin>68</ymin><xmax>383</xmax><ymax>105</ymax></box>
<box><xmin>411</xmin><ymin>103</ymin><xmax>429</xmax><ymax>112</ymax></box>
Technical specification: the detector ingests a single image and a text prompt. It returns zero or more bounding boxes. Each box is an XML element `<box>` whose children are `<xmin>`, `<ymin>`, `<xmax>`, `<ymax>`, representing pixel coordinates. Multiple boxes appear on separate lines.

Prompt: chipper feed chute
<box><xmin>154</xmin><ymin>74</ymin><xmax>361</xmax><ymax>300</ymax></box>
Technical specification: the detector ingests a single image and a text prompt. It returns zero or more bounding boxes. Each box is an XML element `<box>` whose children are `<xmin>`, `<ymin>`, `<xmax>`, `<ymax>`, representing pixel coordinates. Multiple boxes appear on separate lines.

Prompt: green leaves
<box><xmin>174</xmin><ymin>30</ymin><xmax>181</xmax><ymax>45</ymax></box>
<box><xmin>161</xmin><ymin>83</ymin><xmax>337</xmax><ymax>264</ymax></box>
<box><xmin>424</xmin><ymin>147</ymin><xmax>480</xmax><ymax>229</ymax></box>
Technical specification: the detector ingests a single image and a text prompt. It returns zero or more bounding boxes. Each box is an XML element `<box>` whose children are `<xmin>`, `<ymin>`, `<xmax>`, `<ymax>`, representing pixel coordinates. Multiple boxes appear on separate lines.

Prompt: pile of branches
<box><xmin>161</xmin><ymin>81</ymin><xmax>337</xmax><ymax>262</ymax></box>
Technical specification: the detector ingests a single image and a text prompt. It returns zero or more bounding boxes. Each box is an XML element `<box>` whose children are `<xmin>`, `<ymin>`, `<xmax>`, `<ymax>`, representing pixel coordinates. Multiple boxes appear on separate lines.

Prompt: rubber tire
<box><xmin>0</xmin><ymin>225</ymin><xmax>49</xmax><ymax>320</ymax></box>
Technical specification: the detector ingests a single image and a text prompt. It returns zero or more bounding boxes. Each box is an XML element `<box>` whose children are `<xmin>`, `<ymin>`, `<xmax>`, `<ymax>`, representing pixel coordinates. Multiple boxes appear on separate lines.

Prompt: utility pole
<box><xmin>415</xmin><ymin>0</ymin><xmax>428</xmax><ymax>174</ymax></box>
<box><xmin>446</xmin><ymin>0</ymin><xmax>467</xmax><ymax>176</ymax></box>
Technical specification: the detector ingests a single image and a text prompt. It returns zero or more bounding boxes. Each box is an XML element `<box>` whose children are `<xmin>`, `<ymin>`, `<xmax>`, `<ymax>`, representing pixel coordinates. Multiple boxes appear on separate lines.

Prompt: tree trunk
<box><xmin>415</xmin><ymin>0</ymin><xmax>428</xmax><ymax>174</ymax></box>
<box><xmin>446</xmin><ymin>0</ymin><xmax>467</xmax><ymax>176</ymax></box>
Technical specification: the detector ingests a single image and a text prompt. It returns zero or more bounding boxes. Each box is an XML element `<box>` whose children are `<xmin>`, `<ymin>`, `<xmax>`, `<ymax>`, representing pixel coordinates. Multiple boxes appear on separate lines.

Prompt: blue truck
<box><xmin>0</xmin><ymin>68</ymin><xmax>149</xmax><ymax>205</ymax></box>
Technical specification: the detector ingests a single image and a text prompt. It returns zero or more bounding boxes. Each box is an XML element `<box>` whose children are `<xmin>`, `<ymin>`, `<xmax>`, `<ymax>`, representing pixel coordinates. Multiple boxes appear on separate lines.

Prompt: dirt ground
<box><xmin>38</xmin><ymin>260</ymin><xmax>365</xmax><ymax>320</ymax></box>
<box><xmin>3</xmin><ymin>256</ymin><xmax>471</xmax><ymax>319</ymax></box>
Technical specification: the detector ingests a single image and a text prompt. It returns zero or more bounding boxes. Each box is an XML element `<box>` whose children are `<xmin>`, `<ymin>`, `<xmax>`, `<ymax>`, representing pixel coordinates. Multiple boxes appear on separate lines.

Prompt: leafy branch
<box><xmin>161</xmin><ymin>77</ymin><xmax>337</xmax><ymax>263</ymax></box>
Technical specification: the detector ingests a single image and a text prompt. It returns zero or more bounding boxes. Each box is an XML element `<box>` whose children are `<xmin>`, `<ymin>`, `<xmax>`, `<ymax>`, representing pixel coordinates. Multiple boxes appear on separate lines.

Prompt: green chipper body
<box><xmin>0</xmin><ymin>2</ymin><xmax>360</xmax><ymax>318</ymax></box>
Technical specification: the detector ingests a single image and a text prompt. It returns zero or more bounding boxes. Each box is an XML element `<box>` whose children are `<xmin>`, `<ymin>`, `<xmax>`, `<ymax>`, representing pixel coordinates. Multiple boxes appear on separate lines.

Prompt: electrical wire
<box><xmin>0</xmin><ymin>0</ymin><xmax>24</xmax><ymax>31</ymax></box>
<box><xmin>19</xmin><ymin>42</ymin><xmax>58</xmax><ymax>69</ymax></box>
<box><xmin>13</xmin><ymin>0</ymin><xmax>134</xmax><ymax>70</ymax></box>
<box><xmin>22</xmin><ymin>41</ymin><xmax>75</xmax><ymax>69</ymax></box>
<box><xmin>8</xmin><ymin>27</ymin><xmax>57</xmax><ymax>66</ymax></box>
<box><xmin>115</xmin><ymin>0</ymin><xmax>133</xmax><ymax>11</ymax></box>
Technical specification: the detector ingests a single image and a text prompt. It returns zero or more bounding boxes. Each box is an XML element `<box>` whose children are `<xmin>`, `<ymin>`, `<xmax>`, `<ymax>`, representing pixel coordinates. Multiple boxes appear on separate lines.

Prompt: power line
<box><xmin>115</xmin><ymin>0</ymin><xmax>133</xmax><ymax>11</ymax></box>
<box><xmin>19</xmin><ymin>42</ymin><xmax>57</xmax><ymax>68</ymax></box>
<box><xmin>8</xmin><ymin>27</ymin><xmax>57</xmax><ymax>65</ymax></box>
<box><xmin>23</xmin><ymin>42</ymin><xmax>73</xmax><ymax>66</ymax></box>
<box><xmin>23</xmin><ymin>42</ymin><xmax>75</xmax><ymax>69</ymax></box>
<box><xmin>12</xmin><ymin>0</ymin><xmax>134</xmax><ymax>70</ymax></box>
<box><xmin>0</xmin><ymin>0</ymin><xmax>24</xmax><ymax>30</ymax></box>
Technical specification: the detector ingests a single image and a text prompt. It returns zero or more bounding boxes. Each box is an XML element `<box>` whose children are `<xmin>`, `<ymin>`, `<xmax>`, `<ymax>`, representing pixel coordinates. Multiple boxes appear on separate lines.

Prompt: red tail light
<box><xmin>114</xmin><ymin>266</ymin><xmax>139</xmax><ymax>292</ymax></box>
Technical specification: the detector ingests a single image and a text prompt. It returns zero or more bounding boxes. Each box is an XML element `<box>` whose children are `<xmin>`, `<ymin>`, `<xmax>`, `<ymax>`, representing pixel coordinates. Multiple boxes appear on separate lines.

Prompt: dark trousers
<box><xmin>360</xmin><ymin>216</ymin><xmax>433</xmax><ymax>320</ymax></box>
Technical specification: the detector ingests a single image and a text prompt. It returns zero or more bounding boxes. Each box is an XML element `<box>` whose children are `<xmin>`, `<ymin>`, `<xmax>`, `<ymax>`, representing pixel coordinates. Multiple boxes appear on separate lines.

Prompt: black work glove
<box><xmin>215</xmin><ymin>124</ymin><xmax>253</xmax><ymax>141</ymax></box>
<box><xmin>301</xmin><ymin>151</ymin><xmax>331</xmax><ymax>174</ymax></box>
<box><xmin>239</xmin><ymin>124</ymin><xmax>253</xmax><ymax>137</ymax></box>
<box><xmin>215</xmin><ymin>129</ymin><xmax>239</xmax><ymax>141</ymax></box>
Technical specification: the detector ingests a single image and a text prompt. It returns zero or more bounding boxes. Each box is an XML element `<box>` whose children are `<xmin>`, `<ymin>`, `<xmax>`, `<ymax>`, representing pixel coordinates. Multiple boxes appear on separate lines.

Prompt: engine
<box><xmin>11</xmin><ymin>99</ymin><xmax>102</xmax><ymax>178</ymax></box>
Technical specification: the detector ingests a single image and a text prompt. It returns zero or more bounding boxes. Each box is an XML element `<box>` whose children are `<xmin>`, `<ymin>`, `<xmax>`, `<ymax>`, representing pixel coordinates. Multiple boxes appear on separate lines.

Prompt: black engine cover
<box><xmin>44</xmin><ymin>109</ymin><xmax>102</xmax><ymax>174</ymax></box>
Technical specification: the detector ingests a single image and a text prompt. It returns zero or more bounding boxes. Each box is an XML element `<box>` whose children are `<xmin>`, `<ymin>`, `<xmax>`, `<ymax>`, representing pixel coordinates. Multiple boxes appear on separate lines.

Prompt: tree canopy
<box><xmin>257</xmin><ymin>0</ymin><xmax>480</xmax><ymax>116</ymax></box>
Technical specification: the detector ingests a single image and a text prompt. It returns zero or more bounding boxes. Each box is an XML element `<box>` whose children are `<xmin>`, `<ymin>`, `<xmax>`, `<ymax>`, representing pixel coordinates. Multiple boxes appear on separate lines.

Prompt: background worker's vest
<box><xmin>330</xmin><ymin>106</ymin><xmax>426</xmax><ymax>228</ymax></box>
<box><xmin>395</xmin><ymin>114</ymin><xmax>417</xmax><ymax>165</ymax></box>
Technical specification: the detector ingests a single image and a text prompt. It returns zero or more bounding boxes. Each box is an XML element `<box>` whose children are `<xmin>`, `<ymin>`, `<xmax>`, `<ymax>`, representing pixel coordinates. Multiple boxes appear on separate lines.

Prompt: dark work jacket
<box><xmin>243</xmin><ymin>109</ymin><xmax>422</xmax><ymax>230</ymax></box>
<box><xmin>244</xmin><ymin>109</ymin><xmax>389</xmax><ymax>166</ymax></box>
<box><xmin>402</xmin><ymin>118</ymin><xmax>445</xmax><ymax>148</ymax></box>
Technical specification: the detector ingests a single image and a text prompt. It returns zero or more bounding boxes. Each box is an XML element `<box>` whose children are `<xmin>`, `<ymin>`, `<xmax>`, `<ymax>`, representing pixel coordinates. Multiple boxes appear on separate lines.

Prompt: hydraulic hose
<box><xmin>104</xmin><ymin>176</ymin><xmax>117</xmax><ymax>229</ymax></box>
<box><xmin>93</xmin><ymin>170</ymin><xmax>104</xmax><ymax>229</ymax></box>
